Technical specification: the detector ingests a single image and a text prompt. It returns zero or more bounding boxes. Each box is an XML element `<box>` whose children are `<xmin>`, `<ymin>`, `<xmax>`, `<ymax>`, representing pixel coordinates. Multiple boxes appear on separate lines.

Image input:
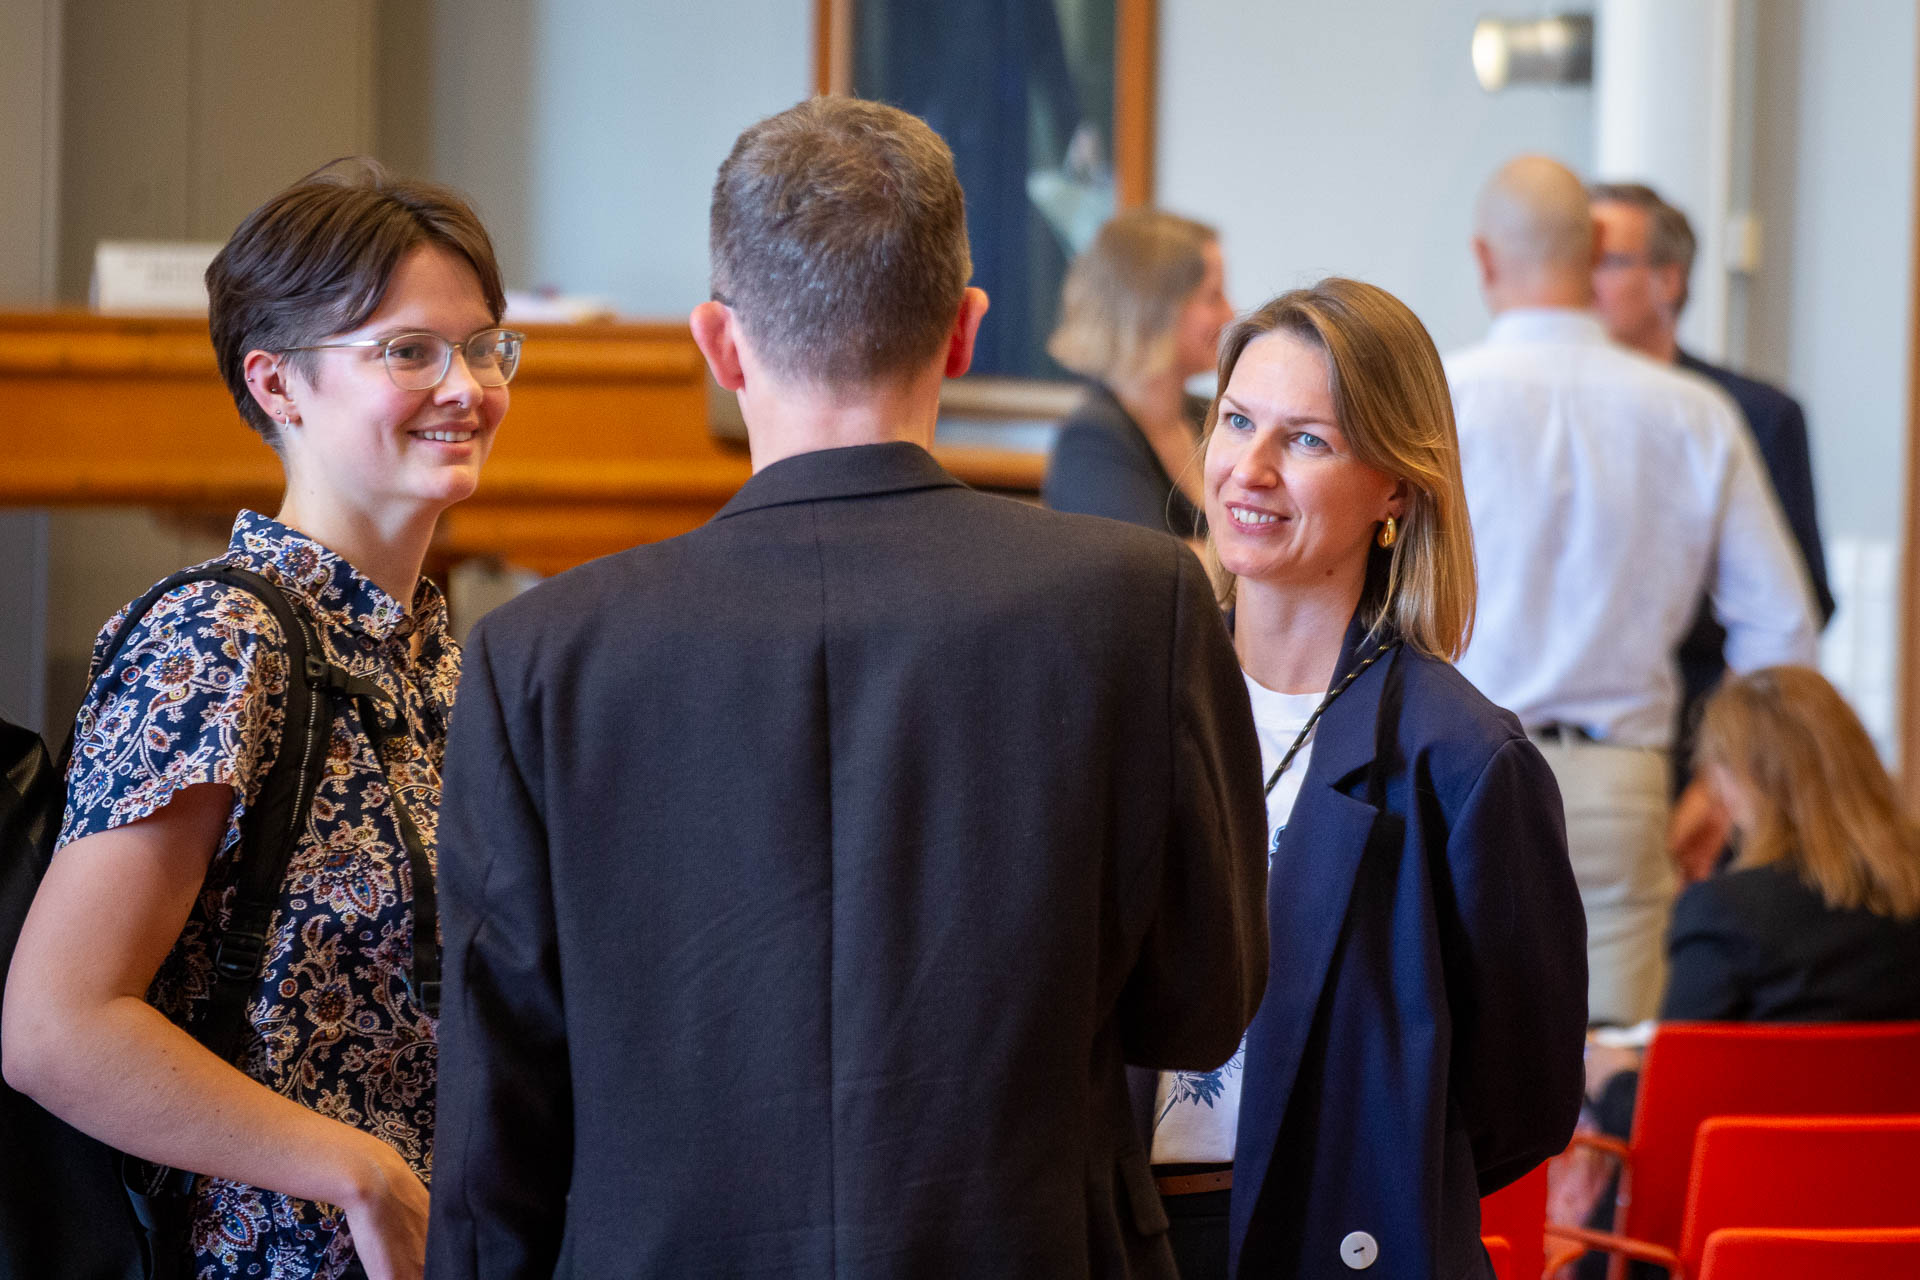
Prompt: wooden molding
<box><xmin>812</xmin><ymin>0</ymin><xmax>1155</xmax><ymax>202</ymax></box>
<box><xmin>1116</xmin><ymin>0</ymin><xmax>1157</xmax><ymax>208</ymax></box>
<box><xmin>814</xmin><ymin>0</ymin><xmax>853</xmax><ymax>96</ymax></box>
<box><xmin>1903</xmin><ymin>22</ymin><xmax>1920</xmax><ymax>798</ymax></box>
<box><xmin>0</xmin><ymin>310</ymin><xmax>1044</xmax><ymax>573</ymax></box>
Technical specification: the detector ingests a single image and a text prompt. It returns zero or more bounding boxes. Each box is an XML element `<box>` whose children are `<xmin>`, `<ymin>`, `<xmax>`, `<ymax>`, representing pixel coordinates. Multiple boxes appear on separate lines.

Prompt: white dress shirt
<box><xmin>1446</xmin><ymin>309</ymin><xmax>1818</xmax><ymax>749</ymax></box>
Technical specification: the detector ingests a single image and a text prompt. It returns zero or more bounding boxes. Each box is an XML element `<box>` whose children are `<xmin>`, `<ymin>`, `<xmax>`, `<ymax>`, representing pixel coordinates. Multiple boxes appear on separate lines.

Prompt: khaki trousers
<box><xmin>1531</xmin><ymin>737</ymin><xmax>1675</xmax><ymax>1026</ymax></box>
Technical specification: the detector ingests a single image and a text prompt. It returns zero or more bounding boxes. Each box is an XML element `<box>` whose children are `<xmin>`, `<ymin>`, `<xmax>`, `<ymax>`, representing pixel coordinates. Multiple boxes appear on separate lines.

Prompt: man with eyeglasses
<box><xmin>1589</xmin><ymin>182</ymin><xmax>1835</xmax><ymax>838</ymax></box>
<box><xmin>427</xmin><ymin>97</ymin><xmax>1269</xmax><ymax>1279</ymax></box>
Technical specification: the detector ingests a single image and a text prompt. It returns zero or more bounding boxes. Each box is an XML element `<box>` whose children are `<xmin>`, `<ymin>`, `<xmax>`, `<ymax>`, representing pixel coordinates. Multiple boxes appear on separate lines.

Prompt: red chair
<box><xmin>1480</xmin><ymin>1162</ymin><xmax>1548</xmax><ymax>1279</ymax></box>
<box><xmin>1561</xmin><ymin>1115</ymin><xmax>1920</xmax><ymax>1278</ymax></box>
<box><xmin>1545</xmin><ymin>1021</ymin><xmax>1920</xmax><ymax>1278</ymax></box>
<box><xmin>1482</xmin><ymin>1235</ymin><xmax>1513</xmax><ymax>1280</ymax></box>
<box><xmin>1700</xmin><ymin>1227</ymin><xmax>1920</xmax><ymax>1279</ymax></box>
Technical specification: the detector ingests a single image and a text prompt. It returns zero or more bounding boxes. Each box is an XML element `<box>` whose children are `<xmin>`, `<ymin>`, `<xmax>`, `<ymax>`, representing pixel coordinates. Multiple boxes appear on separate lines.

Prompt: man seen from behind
<box><xmin>427</xmin><ymin>96</ymin><xmax>1269</xmax><ymax>1279</ymax></box>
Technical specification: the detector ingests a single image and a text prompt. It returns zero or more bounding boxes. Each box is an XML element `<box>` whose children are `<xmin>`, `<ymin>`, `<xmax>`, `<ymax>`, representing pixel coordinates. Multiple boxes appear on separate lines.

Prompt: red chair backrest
<box><xmin>1676</xmin><ymin>1116</ymin><xmax>1920</xmax><ymax>1274</ymax></box>
<box><xmin>1700</xmin><ymin>1227</ymin><xmax>1920</xmax><ymax>1280</ymax></box>
<box><xmin>1481</xmin><ymin>1235</ymin><xmax>1513</xmax><ymax>1280</ymax></box>
<box><xmin>1480</xmin><ymin>1162</ymin><xmax>1548</xmax><ymax>1280</ymax></box>
<box><xmin>1618</xmin><ymin>1022</ymin><xmax>1920</xmax><ymax>1251</ymax></box>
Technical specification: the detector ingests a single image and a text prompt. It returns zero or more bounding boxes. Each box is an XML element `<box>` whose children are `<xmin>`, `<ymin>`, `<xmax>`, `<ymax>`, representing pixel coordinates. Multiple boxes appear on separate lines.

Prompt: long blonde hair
<box><xmin>1696</xmin><ymin>666</ymin><xmax>1920</xmax><ymax>920</ymax></box>
<box><xmin>1204</xmin><ymin>278</ymin><xmax>1476</xmax><ymax>661</ymax></box>
<box><xmin>1048</xmin><ymin>208</ymin><xmax>1217</xmax><ymax>384</ymax></box>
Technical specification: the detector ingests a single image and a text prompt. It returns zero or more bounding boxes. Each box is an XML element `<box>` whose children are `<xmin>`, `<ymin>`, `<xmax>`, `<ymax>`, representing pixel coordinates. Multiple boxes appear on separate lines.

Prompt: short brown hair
<box><xmin>1587</xmin><ymin>180</ymin><xmax>1697</xmax><ymax>310</ymax></box>
<box><xmin>1696</xmin><ymin>666</ymin><xmax>1920</xmax><ymax>920</ymax></box>
<box><xmin>1048</xmin><ymin>208</ymin><xmax>1217</xmax><ymax>383</ymax></box>
<box><xmin>206</xmin><ymin>157</ymin><xmax>505</xmax><ymax>446</ymax></box>
<box><xmin>710</xmin><ymin>97</ymin><xmax>971</xmax><ymax>385</ymax></box>
<box><xmin>1205</xmin><ymin>279</ymin><xmax>1477</xmax><ymax>661</ymax></box>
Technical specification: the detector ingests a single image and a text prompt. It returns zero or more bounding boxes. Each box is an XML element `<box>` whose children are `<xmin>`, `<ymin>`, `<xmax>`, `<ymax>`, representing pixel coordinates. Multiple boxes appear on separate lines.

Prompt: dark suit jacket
<box><xmin>1226</xmin><ymin>620</ymin><xmax>1588</xmax><ymax>1280</ymax></box>
<box><xmin>1662</xmin><ymin>864</ymin><xmax>1920</xmax><ymax>1022</ymax></box>
<box><xmin>1045</xmin><ymin>383</ymin><xmax>1205</xmax><ymax>540</ymax></box>
<box><xmin>1675</xmin><ymin>353</ymin><xmax>1833</xmax><ymax>762</ymax></box>
<box><xmin>429</xmin><ymin>442</ymin><xmax>1270</xmax><ymax>1279</ymax></box>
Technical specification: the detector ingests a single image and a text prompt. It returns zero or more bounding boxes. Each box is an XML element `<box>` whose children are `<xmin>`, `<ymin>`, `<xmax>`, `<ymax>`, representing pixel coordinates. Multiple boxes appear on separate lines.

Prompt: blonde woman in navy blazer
<box><xmin>1162</xmin><ymin>280</ymin><xmax>1589</xmax><ymax>1279</ymax></box>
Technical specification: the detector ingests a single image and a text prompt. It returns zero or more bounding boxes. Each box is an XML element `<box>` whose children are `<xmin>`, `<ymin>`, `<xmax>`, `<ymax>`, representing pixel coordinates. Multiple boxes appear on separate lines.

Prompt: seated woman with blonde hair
<box><xmin>1666</xmin><ymin>665</ymin><xmax>1920</xmax><ymax>1020</ymax></box>
<box><xmin>1043</xmin><ymin>208</ymin><xmax>1234</xmax><ymax>541</ymax></box>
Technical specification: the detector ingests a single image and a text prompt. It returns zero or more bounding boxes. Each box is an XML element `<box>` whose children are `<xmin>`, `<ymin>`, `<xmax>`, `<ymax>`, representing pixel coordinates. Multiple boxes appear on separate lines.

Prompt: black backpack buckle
<box><xmin>211</xmin><ymin>930</ymin><xmax>267</xmax><ymax>982</ymax></box>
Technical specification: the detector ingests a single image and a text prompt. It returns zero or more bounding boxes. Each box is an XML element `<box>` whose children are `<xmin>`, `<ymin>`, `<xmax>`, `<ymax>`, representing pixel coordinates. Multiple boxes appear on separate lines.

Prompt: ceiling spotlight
<box><xmin>1472</xmin><ymin>13</ymin><xmax>1595</xmax><ymax>92</ymax></box>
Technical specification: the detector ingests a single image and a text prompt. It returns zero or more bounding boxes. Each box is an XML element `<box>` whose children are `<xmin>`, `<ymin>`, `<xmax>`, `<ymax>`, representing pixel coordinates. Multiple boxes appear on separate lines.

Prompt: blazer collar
<box><xmin>713</xmin><ymin>441</ymin><xmax>964</xmax><ymax>521</ymax></box>
<box><xmin>1229</xmin><ymin>610</ymin><xmax>1402</xmax><ymax>1248</ymax></box>
<box><xmin>1302</xmin><ymin>609</ymin><xmax>1399</xmax><ymax>791</ymax></box>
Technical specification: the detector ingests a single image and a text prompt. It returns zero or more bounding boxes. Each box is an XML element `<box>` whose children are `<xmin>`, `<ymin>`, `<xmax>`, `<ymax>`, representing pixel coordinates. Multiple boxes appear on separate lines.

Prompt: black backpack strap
<box><xmin>81</xmin><ymin>563</ymin><xmax>332</xmax><ymax>1274</ymax></box>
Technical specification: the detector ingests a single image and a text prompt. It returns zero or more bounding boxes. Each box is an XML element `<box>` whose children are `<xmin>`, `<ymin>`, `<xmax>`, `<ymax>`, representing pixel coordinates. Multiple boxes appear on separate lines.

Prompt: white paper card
<box><xmin>91</xmin><ymin>242</ymin><xmax>223</xmax><ymax>312</ymax></box>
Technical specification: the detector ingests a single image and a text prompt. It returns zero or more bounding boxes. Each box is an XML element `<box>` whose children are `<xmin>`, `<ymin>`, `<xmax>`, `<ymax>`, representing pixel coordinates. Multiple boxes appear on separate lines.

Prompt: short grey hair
<box><xmin>710</xmin><ymin>97</ymin><xmax>972</xmax><ymax>385</ymax></box>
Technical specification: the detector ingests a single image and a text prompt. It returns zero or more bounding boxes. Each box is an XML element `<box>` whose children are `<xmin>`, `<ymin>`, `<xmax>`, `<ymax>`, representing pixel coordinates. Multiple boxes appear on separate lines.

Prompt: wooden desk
<box><xmin>0</xmin><ymin>312</ymin><xmax>1044</xmax><ymax>575</ymax></box>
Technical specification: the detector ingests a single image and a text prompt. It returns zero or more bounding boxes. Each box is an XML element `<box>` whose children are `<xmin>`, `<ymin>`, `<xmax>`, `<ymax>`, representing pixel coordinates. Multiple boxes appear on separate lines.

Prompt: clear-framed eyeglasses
<box><xmin>280</xmin><ymin>327</ymin><xmax>526</xmax><ymax>391</ymax></box>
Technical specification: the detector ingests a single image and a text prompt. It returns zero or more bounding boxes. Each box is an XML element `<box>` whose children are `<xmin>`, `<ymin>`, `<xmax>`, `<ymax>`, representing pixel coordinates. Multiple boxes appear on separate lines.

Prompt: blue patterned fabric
<box><xmin>58</xmin><ymin>510</ymin><xmax>458</xmax><ymax>1279</ymax></box>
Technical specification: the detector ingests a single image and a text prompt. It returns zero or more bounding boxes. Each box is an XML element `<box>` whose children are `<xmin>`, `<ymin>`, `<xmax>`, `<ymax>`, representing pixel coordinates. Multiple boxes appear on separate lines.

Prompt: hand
<box><xmin>340</xmin><ymin>1138</ymin><xmax>430</xmax><ymax>1280</ymax></box>
<box><xmin>1584</xmin><ymin>1041</ymin><xmax>1642</xmax><ymax>1102</ymax></box>
<box><xmin>1667</xmin><ymin>778</ymin><xmax>1731</xmax><ymax>885</ymax></box>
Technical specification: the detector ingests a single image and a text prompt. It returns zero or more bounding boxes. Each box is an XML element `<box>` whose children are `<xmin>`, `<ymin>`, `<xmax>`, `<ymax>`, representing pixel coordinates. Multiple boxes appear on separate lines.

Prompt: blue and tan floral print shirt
<box><xmin>58</xmin><ymin>510</ymin><xmax>459</xmax><ymax>1280</ymax></box>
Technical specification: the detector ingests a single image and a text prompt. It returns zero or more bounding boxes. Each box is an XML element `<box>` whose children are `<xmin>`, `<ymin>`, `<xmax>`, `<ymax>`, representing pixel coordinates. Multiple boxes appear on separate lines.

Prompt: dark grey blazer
<box><xmin>1045</xmin><ymin>383</ymin><xmax>1206</xmax><ymax>540</ymax></box>
<box><xmin>429</xmin><ymin>442</ymin><xmax>1269</xmax><ymax>1279</ymax></box>
<box><xmin>1663</xmin><ymin>863</ymin><xmax>1920</xmax><ymax>1022</ymax></box>
<box><xmin>1674</xmin><ymin>352</ymin><xmax>1833</xmax><ymax>775</ymax></box>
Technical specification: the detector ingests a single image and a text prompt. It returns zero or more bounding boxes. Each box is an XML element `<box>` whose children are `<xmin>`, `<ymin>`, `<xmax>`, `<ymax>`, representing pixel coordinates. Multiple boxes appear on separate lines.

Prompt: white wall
<box><xmin>1743</xmin><ymin>0</ymin><xmax>1915</xmax><ymax>760</ymax></box>
<box><xmin>1155</xmin><ymin>0</ymin><xmax>1594</xmax><ymax>355</ymax></box>
<box><xmin>0</xmin><ymin>0</ymin><xmax>61</xmax><ymax>729</ymax></box>
<box><xmin>417</xmin><ymin>0</ymin><xmax>812</xmax><ymax>313</ymax></box>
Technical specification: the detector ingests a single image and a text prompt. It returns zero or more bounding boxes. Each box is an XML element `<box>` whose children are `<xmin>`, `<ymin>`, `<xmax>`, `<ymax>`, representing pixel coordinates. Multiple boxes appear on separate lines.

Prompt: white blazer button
<box><xmin>1340</xmin><ymin>1231</ymin><xmax>1379</xmax><ymax>1269</ymax></box>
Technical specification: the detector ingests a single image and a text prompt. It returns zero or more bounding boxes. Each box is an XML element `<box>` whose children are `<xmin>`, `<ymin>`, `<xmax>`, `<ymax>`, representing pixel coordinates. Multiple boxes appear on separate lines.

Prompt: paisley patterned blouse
<box><xmin>58</xmin><ymin>510</ymin><xmax>458</xmax><ymax>1279</ymax></box>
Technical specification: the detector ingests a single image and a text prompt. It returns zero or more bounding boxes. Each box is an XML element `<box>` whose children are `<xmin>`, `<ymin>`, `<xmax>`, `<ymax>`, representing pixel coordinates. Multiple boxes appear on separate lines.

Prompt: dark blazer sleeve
<box><xmin>1659</xmin><ymin>879</ymin><xmax>1752</xmax><ymax>1021</ymax></box>
<box><xmin>1045</xmin><ymin>419</ymin><xmax>1183</xmax><ymax>533</ymax></box>
<box><xmin>1441</xmin><ymin>738</ymin><xmax>1589</xmax><ymax>1194</ymax></box>
<box><xmin>1114</xmin><ymin>550</ymin><xmax>1269</xmax><ymax>1070</ymax></box>
<box><xmin>1751</xmin><ymin>395</ymin><xmax>1835</xmax><ymax>624</ymax></box>
<box><xmin>427</xmin><ymin>624</ymin><xmax>572</xmax><ymax>1279</ymax></box>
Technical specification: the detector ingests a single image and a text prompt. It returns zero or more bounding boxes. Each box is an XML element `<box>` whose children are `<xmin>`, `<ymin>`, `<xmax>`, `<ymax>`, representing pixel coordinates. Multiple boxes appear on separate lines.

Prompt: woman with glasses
<box><xmin>2</xmin><ymin>160</ymin><xmax>519</xmax><ymax>1280</ymax></box>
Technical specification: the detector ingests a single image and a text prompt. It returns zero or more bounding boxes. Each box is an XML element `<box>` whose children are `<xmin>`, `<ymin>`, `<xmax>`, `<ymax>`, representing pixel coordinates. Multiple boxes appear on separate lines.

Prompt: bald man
<box><xmin>1445</xmin><ymin>156</ymin><xmax>1819</xmax><ymax>1026</ymax></box>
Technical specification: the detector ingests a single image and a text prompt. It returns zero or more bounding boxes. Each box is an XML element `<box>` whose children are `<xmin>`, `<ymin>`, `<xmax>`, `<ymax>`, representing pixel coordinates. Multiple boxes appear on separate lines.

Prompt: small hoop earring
<box><xmin>1376</xmin><ymin>516</ymin><xmax>1398</xmax><ymax>549</ymax></box>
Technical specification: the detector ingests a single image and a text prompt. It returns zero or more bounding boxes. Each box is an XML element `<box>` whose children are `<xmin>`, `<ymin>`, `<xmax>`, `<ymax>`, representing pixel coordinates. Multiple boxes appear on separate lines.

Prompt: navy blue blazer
<box><xmin>1675</xmin><ymin>353</ymin><xmax>1833</xmax><ymax>765</ymax></box>
<box><xmin>1044</xmin><ymin>382</ymin><xmax>1207</xmax><ymax>540</ymax></box>
<box><xmin>1228</xmin><ymin>619</ymin><xmax>1589</xmax><ymax>1280</ymax></box>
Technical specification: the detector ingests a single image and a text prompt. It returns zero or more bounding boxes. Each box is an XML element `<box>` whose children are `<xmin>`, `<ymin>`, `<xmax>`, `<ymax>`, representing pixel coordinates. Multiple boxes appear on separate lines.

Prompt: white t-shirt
<box><xmin>1150</xmin><ymin>674</ymin><xmax>1323</xmax><ymax>1165</ymax></box>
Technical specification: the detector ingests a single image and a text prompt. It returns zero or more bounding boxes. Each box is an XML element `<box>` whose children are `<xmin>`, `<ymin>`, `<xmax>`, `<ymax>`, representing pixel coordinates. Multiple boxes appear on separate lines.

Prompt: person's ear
<box><xmin>690</xmin><ymin>300</ymin><xmax>746</xmax><ymax>392</ymax></box>
<box><xmin>1385</xmin><ymin>477</ymin><xmax>1411</xmax><ymax>522</ymax></box>
<box><xmin>1471</xmin><ymin>238</ymin><xmax>1497</xmax><ymax>292</ymax></box>
<box><xmin>942</xmin><ymin>287</ymin><xmax>991</xmax><ymax>378</ymax></box>
<box><xmin>1654</xmin><ymin>262</ymin><xmax>1687</xmax><ymax>315</ymax></box>
<box><xmin>241</xmin><ymin>349</ymin><xmax>298</xmax><ymax>427</ymax></box>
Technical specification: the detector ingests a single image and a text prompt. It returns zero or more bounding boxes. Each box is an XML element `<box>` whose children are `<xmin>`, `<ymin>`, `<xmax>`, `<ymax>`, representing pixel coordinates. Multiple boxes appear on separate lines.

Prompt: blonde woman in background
<box><xmin>1043</xmin><ymin>208</ymin><xmax>1234</xmax><ymax>541</ymax></box>
<box><xmin>1665</xmin><ymin>665</ymin><xmax>1920</xmax><ymax>1019</ymax></box>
